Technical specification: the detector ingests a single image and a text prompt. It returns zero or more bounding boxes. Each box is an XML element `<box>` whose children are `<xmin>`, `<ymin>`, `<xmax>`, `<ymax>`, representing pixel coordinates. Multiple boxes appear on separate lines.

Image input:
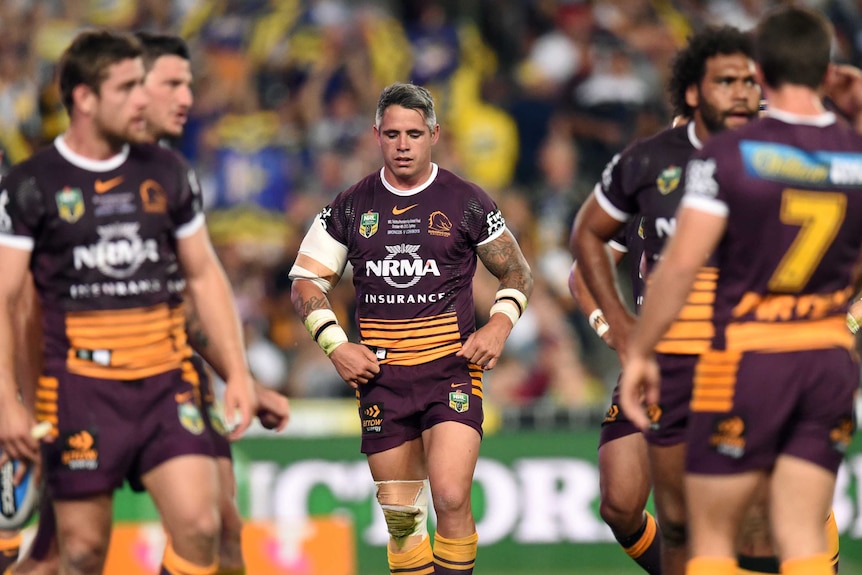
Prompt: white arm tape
<box><xmin>304</xmin><ymin>309</ymin><xmax>348</xmax><ymax>356</ymax></box>
<box><xmin>588</xmin><ymin>308</ymin><xmax>610</xmax><ymax>338</ymax></box>
<box><xmin>296</xmin><ymin>215</ymin><xmax>348</xmax><ymax>276</ymax></box>
<box><xmin>289</xmin><ymin>264</ymin><xmax>334</xmax><ymax>293</ymax></box>
<box><xmin>490</xmin><ymin>288</ymin><xmax>528</xmax><ymax>326</ymax></box>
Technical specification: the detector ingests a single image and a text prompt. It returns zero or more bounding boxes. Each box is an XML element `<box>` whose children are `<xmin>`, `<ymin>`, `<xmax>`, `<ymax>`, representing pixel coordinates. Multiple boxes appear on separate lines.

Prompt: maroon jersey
<box><xmin>0</xmin><ymin>137</ymin><xmax>203</xmax><ymax>379</ymax></box>
<box><xmin>596</xmin><ymin>122</ymin><xmax>716</xmax><ymax>354</ymax></box>
<box><xmin>609</xmin><ymin>217</ymin><xmax>646</xmax><ymax>311</ymax></box>
<box><xmin>682</xmin><ymin>110</ymin><xmax>862</xmax><ymax>371</ymax></box>
<box><xmin>320</xmin><ymin>164</ymin><xmax>505</xmax><ymax>366</ymax></box>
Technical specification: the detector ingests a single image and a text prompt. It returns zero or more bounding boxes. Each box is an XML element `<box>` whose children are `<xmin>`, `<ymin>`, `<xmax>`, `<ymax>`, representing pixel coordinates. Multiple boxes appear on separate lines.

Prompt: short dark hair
<box><xmin>667</xmin><ymin>26</ymin><xmax>754</xmax><ymax>117</ymax></box>
<box><xmin>59</xmin><ymin>29</ymin><xmax>142</xmax><ymax>114</ymax></box>
<box><xmin>375</xmin><ymin>83</ymin><xmax>437</xmax><ymax>133</ymax></box>
<box><xmin>134</xmin><ymin>31</ymin><xmax>191</xmax><ymax>71</ymax></box>
<box><xmin>755</xmin><ymin>5</ymin><xmax>832</xmax><ymax>90</ymax></box>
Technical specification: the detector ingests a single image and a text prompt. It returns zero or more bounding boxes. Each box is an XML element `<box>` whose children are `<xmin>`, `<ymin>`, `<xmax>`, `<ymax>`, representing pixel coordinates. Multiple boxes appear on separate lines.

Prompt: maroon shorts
<box><xmin>644</xmin><ymin>353</ymin><xmax>699</xmax><ymax>447</ymax></box>
<box><xmin>599</xmin><ymin>378</ymin><xmax>642</xmax><ymax>448</ymax></box>
<box><xmin>191</xmin><ymin>355</ymin><xmax>233</xmax><ymax>460</ymax></box>
<box><xmin>39</xmin><ymin>359</ymin><xmax>215</xmax><ymax>499</ymax></box>
<box><xmin>686</xmin><ymin>348</ymin><xmax>858</xmax><ymax>475</ymax></box>
<box><xmin>357</xmin><ymin>354</ymin><xmax>484</xmax><ymax>455</ymax></box>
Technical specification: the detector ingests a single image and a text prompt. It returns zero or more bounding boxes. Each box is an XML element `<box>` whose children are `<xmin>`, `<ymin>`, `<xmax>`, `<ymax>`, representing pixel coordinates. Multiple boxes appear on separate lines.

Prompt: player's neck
<box><xmin>762</xmin><ymin>85</ymin><xmax>825</xmax><ymax>117</ymax></box>
<box><xmin>63</xmin><ymin>123</ymin><xmax>127</xmax><ymax>161</ymax></box>
<box><xmin>382</xmin><ymin>163</ymin><xmax>435</xmax><ymax>191</ymax></box>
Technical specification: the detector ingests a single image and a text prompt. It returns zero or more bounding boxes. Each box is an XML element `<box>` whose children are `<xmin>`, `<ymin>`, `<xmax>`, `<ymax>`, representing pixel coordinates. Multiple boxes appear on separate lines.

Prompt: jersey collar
<box><xmin>55</xmin><ymin>135</ymin><xmax>130</xmax><ymax>172</ymax></box>
<box><xmin>766</xmin><ymin>107</ymin><xmax>836</xmax><ymax>127</ymax></box>
<box><xmin>379</xmin><ymin>163</ymin><xmax>439</xmax><ymax>196</ymax></box>
<box><xmin>687</xmin><ymin>121</ymin><xmax>703</xmax><ymax>150</ymax></box>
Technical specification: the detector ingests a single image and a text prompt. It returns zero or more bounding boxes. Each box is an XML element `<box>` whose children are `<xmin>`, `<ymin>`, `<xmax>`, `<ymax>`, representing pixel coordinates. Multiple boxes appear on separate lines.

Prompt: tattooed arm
<box><xmin>456</xmin><ymin>229</ymin><xmax>533</xmax><ymax>370</ymax></box>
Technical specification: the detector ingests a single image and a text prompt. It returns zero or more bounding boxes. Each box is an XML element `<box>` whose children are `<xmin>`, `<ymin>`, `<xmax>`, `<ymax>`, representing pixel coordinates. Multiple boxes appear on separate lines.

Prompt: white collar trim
<box><xmin>379</xmin><ymin>163</ymin><xmax>439</xmax><ymax>196</ymax></box>
<box><xmin>55</xmin><ymin>135</ymin><xmax>130</xmax><ymax>172</ymax></box>
<box><xmin>766</xmin><ymin>108</ymin><xmax>836</xmax><ymax>127</ymax></box>
<box><xmin>687</xmin><ymin>121</ymin><xmax>703</xmax><ymax>150</ymax></box>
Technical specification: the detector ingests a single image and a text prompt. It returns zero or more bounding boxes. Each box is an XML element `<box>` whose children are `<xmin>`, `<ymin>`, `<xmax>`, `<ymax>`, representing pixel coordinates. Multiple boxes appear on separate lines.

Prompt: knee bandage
<box><xmin>375</xmin><ymin>479</ymin><xmax>429</xmax><ymax>543</ymax></box>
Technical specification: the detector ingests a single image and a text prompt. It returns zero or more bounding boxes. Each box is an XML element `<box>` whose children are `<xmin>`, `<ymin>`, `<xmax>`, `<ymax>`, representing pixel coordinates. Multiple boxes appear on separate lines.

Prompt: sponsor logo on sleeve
<box><xmin>485</xmin><ymin>209</ymin><xmax>505</xmax><ymax>237</ymax></box>
<box><xmin>0</xmin><ymin>190</ymin><xmax>10</xmax><ymax>232</ymax></box>
<box><xmin>685</xmin><ymin>159</ymin><xmax>718</xmax><ymax>199</ymax></box>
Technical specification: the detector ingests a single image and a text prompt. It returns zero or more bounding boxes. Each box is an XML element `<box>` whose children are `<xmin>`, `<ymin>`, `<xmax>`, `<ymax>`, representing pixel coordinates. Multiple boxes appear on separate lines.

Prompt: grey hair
<box><xmin>375</xmin><ymin>82</ymin><xmax>437</xmax><ymax>133</ymax></box>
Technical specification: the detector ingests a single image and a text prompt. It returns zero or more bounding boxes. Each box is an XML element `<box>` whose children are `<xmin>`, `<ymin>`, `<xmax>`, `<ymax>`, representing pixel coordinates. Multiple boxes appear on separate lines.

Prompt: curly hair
<box><xmin>667</xmin><ymin>26</ymin><xmax>754</xmax><ymax>118</ymax></box>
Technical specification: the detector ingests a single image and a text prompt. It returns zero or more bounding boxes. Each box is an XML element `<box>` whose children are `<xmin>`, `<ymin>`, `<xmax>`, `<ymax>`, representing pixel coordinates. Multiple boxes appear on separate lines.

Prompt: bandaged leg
<box><xmin>376</xmin><ymin>480</ymin><xmax>433</xmax><ymax>575</ymax></box>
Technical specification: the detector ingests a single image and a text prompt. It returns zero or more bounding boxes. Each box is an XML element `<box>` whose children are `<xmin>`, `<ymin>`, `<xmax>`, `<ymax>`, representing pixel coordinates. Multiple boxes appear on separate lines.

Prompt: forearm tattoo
<box><xmin>477</xmin><ymin>231</ymin><xmax>532</xmax><ymax>295</ymax></box>
<box><xmin>292</xmin><ymin>290</ymin><xmax>333</xmax><ymax>320</ymax></box>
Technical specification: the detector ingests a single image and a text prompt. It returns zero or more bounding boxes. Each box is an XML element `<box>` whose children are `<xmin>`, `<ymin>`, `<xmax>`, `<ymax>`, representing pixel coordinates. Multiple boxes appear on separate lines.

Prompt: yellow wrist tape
<box><xmin>304</xmin><ymin>309</ymin><xmax>348</xmax><ymax>356</ymax></box>
<box><xmin>490</xmin><ymin>288</ymin><xmax>528</xmax><ymax>327</ymax></box>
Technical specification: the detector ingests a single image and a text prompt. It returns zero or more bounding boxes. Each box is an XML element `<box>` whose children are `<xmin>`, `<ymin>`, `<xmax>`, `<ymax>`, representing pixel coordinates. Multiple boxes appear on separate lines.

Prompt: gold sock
<box><xmin>687</xmin><ymin>556</ymin><xmax>736</xmax><ymax>575</ymax></box>
<box><xmin>161</xmin><ymin>543</ymin><xmax>218</xmax><ymax>575</ymax></box>
<box><xmin>387</xmin><ymin>535</ymin><xmax>434</xmax><ymax>575</ymax></box>
<box><xmin>781</xmin><ymin>553</ymin><xmax>833</xmax><ymax>575</ymax></box>
<box><xmin>433</xmin><ymin>531</ymin><xmax>478</xmax><ymax>574</ymax></box>
<box><xmin>623</xmin><ymin>511</ymin><xmax>658</xmax><ymax>559</ymax></box>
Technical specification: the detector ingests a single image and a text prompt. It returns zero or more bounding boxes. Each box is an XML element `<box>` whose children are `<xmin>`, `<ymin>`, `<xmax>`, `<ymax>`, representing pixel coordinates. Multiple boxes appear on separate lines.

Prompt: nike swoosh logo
<box><xmin>94</xmin><ymin>176</ymin><xmax>124</xmax><ymax>194</ymax></box>
<box><xmin>450</xmin><ymin>383</ymin><xmax>469</xmax><ymax>388</ymax></box>
<box><xmin>392</xmin><ymin>204</ymin><xmax>418</xmax><ymax>215</ymax></box>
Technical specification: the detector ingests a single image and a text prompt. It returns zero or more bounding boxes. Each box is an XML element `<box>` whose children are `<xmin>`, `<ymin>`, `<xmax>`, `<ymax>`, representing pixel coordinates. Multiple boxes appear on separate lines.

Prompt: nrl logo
<box><xmin>656</xmin><ymin>166</ymin><xmax>682</xmax><ymax>195</ymax></box>
<box><xmin>359</xmin><ymin>211</ymin><xmax>378</xmax><ymax>238</ymax></box>
<box><xmin>56</xmin><ymin>187</ymin><xmax>85</xmax><ymax>223</ymax></box>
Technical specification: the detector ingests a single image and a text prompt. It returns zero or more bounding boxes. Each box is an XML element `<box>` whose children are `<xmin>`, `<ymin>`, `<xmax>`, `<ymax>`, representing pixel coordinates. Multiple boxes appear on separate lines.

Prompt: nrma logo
<box><xmin>365</xmin><ymin>244</ymin><xmax>440</xmax><ymax>289</ymax></box>
<box><xmin>73</xmin><ymin>222</ymin><xmax>159</xmax><ymax>279</ymax></box>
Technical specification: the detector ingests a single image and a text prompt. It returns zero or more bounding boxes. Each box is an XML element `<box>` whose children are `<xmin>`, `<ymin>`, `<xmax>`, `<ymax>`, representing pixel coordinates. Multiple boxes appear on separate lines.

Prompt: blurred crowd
<box><xmin>1</xmin><ymin>0</ymin><xmax>858</xmax><ymax>409</ymax></box>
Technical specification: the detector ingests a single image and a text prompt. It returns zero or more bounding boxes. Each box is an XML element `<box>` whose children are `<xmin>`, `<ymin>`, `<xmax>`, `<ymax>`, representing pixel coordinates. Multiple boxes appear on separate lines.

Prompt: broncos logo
<box><xmin>428</xmin><ymin>211</ymin><xmax>452</xmax><ymax>237</ymax></box>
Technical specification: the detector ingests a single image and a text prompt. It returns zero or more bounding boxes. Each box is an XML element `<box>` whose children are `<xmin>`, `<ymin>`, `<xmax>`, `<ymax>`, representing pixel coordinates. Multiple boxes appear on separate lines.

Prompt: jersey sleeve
<box><xmin>594</xmin><ymin>147</ymin><xmax>640</xmax><ymax>222</ymax></box>
<box><xmin>680</xmin><ymin>142</ymin><xmax>730</xmax><ymax>218</ymax></box>
<box><xmin>465</xmin><ymin>184</ymin><xmax>506</xmax><ymax>246</ymax></box>
<box><xmin>171</xmin><ymin>154</ymin><xmax>206</xmax><ymax>239</ymax></box>
<box><xmin>0</xmin><ymin>167</ymin><xmax>44</xmax><ymax>251</ymax></box>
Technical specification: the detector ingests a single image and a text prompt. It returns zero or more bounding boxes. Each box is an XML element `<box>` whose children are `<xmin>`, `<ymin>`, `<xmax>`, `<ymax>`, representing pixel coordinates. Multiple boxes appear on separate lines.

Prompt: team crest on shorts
<box><xmin>829</xmin><ymin>417</ymin><xmax>855</xmax><ymax>454</ymax></box>
<box><xmin>60</xmin><ymin>429</ymin><xmax>99</xmax><ymax>470</ymax></box>
<box><xmin>710</xmin><ymin>415</ymin><xmax>746</xmax><ymax>458</ymax></box>
<box><xmin>178</xmin><ymin>401</ymin><xmax>205</xmax><ymax>435</ymax></box>
<box><xmin>207</xmin><ymin>405</ymin><xmax>229</xmax><ymax>436</ymax></box>
<box><xmin>56</xmin><ymin>187</ymin><xmax>84</xmax><ymax>223</ymax></box>
<box><xmin>603</xmin><ymin>404</ymin><xmax>620</xmax><ymax>425</ymax></box>
<box><xmin>360</xmin><ymin>211</ymin><xmax>379</xmax><ymax>238</ymax></box>
<box><xmin>449</xmin><ymin>391</ymin><xmax>469</xmax><ymax>413</ymax></box>
<box><xmin>656</xmin><ymin>165</ymin><xmax>682</xmax><ymax>195</ymax></box>
<box><xmin>646</xmin><ymin>403</ymin><xmax>662</xmax><ymax>431</ymax></box>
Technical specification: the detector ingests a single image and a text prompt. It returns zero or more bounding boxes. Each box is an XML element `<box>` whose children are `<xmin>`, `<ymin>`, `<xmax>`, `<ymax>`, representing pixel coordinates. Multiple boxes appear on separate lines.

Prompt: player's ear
<box><xmin>73</xmin><ymin>84</ymin><xmax>96</xmax><ymax>116</ymax></box>
<box><xmin>430</xmin><ymin>124</ymin><xmax>440</xmax><ymax>145</ymax></box>
<box><xmin>685</xmin><ymin>83</ymin><xmax>699</xmax><ymax>109</ymax></box>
